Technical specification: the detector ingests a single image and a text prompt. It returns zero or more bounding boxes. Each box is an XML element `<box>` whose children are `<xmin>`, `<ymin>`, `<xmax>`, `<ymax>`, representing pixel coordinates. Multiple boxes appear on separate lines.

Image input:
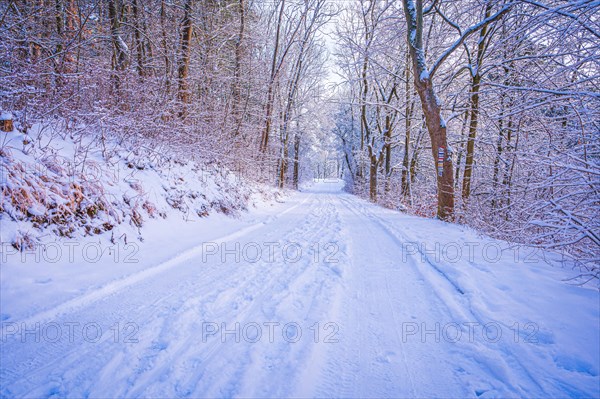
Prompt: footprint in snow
<box><xmin>553</xmin><ymin>354</ymin><xmax>598</xmax><ymax>377</ymax></box>
<box><xmin>375</xmin><ymin>350</ymin><xmax>395</xmax><ymax>364</ymax></box>
<box><xmin>151</xmin><ymin>340</ymin><xmax>169</xmax><ymax>351</ymax></box>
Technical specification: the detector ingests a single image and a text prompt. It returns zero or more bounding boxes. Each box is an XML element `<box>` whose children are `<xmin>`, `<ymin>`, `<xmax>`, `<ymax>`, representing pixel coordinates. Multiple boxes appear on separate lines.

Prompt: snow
<box><xmin>1</xmin><ymin>180</ymin><xmax>598</xmax><ymax>398</ymax></box>
<box><xmin>0</xmin><ymin>111</ymin><xmax>12</xmax><ymax>120</ymax></box>
<box><xmin>1</xmin><ymin>120</ymin><xmax>274</xmax><ymax>249</ymax></box>
<box><xmin>409</xmin><ymin>29</ymin><xmax>416</xmax><ymax>45</ymax></box>
<box><xmin>419</xmin><ymin>69</ymin><xmax>429</xmax><ymax>81</ymax></box>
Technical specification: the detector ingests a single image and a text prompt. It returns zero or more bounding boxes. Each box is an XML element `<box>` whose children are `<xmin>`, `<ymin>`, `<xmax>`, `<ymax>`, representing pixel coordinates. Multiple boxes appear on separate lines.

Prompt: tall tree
<box><xmin>461</xmin><ymin>2</ymin><xmax>494</xmax><ymax>201</ymax></box>
<box><xmin>401</xmin><ymin>0</ymin><xmax>511</xmax><ymax>220</ymax></box>
<box><xmin>177</xmin><ymin>0</ymin><xmax>194</xmax><ymax>111</ymax></box>
<box><xmin>108</xmin><ymin>0</ymin><xmax>130</xmax><ymax>90</ymax></box>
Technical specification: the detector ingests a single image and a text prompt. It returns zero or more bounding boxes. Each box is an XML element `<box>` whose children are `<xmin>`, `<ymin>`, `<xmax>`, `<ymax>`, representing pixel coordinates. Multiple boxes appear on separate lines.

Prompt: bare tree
<box><xmin>177</xmin><ymin>0</ymin><xmax>193</xmax><ymax>111</ymax></box>
<box><xmin>401</xmin><ymin>0</ymin><xmax>511</xmax><ymax>220</ymax></box>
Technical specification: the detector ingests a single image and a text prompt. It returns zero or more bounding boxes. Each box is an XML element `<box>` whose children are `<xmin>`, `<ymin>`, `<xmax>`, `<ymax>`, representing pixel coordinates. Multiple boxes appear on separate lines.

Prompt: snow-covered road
<box><xmin>1</xmin><ymin>180</ymin><xmax>598</xmax><ymax>398</ymax></box>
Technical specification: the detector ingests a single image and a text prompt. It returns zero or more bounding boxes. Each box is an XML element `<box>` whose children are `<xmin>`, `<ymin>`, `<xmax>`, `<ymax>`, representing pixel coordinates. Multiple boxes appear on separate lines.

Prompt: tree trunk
<box><xmin>384</xmin><ymin>112</ymin><xmax>392</xmax><ymax>176</ymax></box>
<box><xmin>65</xmin><ymin>0</ymin><xmax>78</xmax><ymax>69</ymax></box>
<box><xmin>403</xmin><ymin>0</ymin><xmax>454</xmax><ymax>221</ymax></box>
<box><xmin>160</xmin><ymin>0</ymin><xmax>171</xmax><ymax>92</ymax></box>
<box><xmin>462</xmin><ymin>4</ymin><xmax>492</xmax><ymax>201</ymax></box>
<box><xmin>415</xmin><ymin>80</ymin><xmax>455</xmax><ymax>220</ymax></box>
<box><xmin>410</xmin><ymin>130</ymin><xmax>422</xmax><ymax>186</ymax></box>
<box><xmin>369</xmin><ymin>157</ymin><xmax>377</xmax><ymax>202</ymax></box>
<box><xmin>492</xmin><ymin>63</ymin><xmax>512</xmax><ymax>210</ymax></box>
<box><xmin>293</xmin><ymin>134</ymin><xmax>300</xmax><ymax>189</ymax></box>
<box><xmin>132</xmin><ymin>0</ymin><xmax>145</xmax><ymax>77</ymax></box>
<box><xmin>55</xmin><ymin>0</ymin><xmax>64</xmax><ymax>55</ymax></box>
<box><xmin>368</xmin><ymin>144</ymin><xmax>383</xmax><ymax>203</ymax></box>
<box><xmin>453</xmin><ymin>110</ymin><xmax>468</xmax><ymax>189</ymax></box>
<box><xmin>54</xmin><ymin>0</ymin><xmax>64</xmax><ymax>89</ymax></box>
<box><xmin>401</xmin><ymin>56</ymin><xmax>413</xmax><ymax>197</ymax></box>
<box><xmin>232</xmin><ymin>0</ymin><xmax>245</xmax><ymax>136</ymax></box>
<box><xmin>177</xmin><ymin>0</ymin><xmax>194</xmax><ymax>111</ymax></box>
<box><xmin>108</xmin><ymin>0</ymin><xmax>128</xmax><ymax>71</ymax></box>
<box><xmin>278</xmin><ymin>141</ymin><xmax>288</xmax><ymax>189</ymax></box>
<box><xmin>108</xmin><ymin>0</ymin><xmax>129</xmax><ymax>92</ymax></box>
<box><xmin>461</xmin><ymin>73</ymin><xmax>480</xmax><ymax>200</ymax></box>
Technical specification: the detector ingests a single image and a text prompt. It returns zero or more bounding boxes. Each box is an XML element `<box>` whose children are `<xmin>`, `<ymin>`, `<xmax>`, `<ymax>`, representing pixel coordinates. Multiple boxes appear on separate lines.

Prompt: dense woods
<box><xmin>1</xmin><ymin>0</ymin><xmax>598</xmax><ymax>275</ymax></box>
<box><xmin>332</xmin><ymin>0</ymin><xmax>599</xmax><ymax>275</ymax></box>
<box><xmin>1</xmin><ymin>0</ymin><xmax>333</xmax><ymax>185</ymax></box>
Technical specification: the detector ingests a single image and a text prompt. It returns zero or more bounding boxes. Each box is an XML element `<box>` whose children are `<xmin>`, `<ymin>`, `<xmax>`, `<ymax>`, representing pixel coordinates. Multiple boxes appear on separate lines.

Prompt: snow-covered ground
<box><xmin>1</xmin><ymin>180</ymin><xmax>598</xmax><ymax>398</ymax></box>
<box><xmin>0</xmin><ymin>120</ymin><xmax>275</xmax><ymax>252</ymax></box>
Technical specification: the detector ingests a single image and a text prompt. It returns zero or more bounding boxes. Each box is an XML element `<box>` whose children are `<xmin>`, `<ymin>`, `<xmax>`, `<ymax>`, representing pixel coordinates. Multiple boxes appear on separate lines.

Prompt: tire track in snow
<box><xmin>82</xmin><ymin>191</ymin><xmax>336</xmax><ymax>398</ymax></box>
<box><xmin>327</xmin><ymin>193</ymin><xmax>417</xmax><ymax>398</ymax></box>
<box><xmin>1</xmin><ymin>193</ymin><xmax>320</xmax><ymax>397</ymax></box>
<box><xmin>139</xmin><ymin>196</ymin><xmax>333</xmax><ymax>397</ymax></box>
<box><xmin>178</xmin><ymin>194</ymin><xmax>347</xmax><ymax>398</ymax></box>
<box><xmin>336</xmin><ymin>194</ymin><xmax>552</xmax><ymax>397</ymax></box>
<box><xmin>2</xmin><ymin>193</ymin><xmax>315</xmax><ymax>331</ymax></box>
<box><xmin>311</xmin><ymin>192</ymin><xmax>473</xmax><ymax>398</ymax></box>
<box><xmin>230</xmin><ymin>194</ymin><xmax>348</xmax><ymax>398</ymax></box>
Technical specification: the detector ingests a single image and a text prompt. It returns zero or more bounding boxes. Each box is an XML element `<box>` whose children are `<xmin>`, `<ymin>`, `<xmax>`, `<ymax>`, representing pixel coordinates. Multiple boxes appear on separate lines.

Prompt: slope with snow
<box><xmin>1</xmin><ymin>180</ymin><xmax>598</xmax><ymax>398</ymax></box>
<box><xmin>0</xmin><ymin>120</ymin><xmax>277</xmax><ymax>252</ymax></box>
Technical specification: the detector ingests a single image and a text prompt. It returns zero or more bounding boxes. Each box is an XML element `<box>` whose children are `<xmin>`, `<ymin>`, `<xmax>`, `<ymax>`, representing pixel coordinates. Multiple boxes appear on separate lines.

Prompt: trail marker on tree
<box><xmin>437</xmin><ymin>147</ymin><xmax>445</xmax><ymax>177</ymax></box>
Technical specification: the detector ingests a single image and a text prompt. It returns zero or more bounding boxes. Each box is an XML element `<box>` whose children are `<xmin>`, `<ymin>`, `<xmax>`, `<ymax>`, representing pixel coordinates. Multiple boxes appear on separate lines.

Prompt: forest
<box><xmin>1</xmin><ymin>0</ymin><xmax>599</xmax><ymax>276</ymax></box>
<box><xmin>1</xmin><ymin>2</ymin><xmax>600</xmax><ymax>397</ymax></box>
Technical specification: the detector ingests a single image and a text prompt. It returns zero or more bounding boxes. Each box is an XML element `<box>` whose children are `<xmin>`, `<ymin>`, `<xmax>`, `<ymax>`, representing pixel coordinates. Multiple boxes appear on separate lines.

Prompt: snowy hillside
<box><xmin>1</xmin><ymin>119</ymin><xmax>279</xmax><ymax>250</ymax></box>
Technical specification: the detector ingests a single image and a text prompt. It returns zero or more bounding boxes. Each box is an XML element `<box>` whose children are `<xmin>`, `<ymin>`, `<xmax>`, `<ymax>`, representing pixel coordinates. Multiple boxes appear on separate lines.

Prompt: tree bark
<box><xmin>108</xmin><ymin>0</ymin><xmax>129</xmax><ymax>92</ymax></box>
<box><xmin>402</xmin><ymin>0</ymin><xmax>454</xmax><ymax>220</ymax></box>
<box><xmin>368</xmin><ymin>143</ymin><xmax>384</xmax><ymax>202</ymax></box>
<box><xmin>132</xmin><ymin>0</ymin><xmax>145</xmax><ymax>77</ymax></box>
<box><xmin>278</xmin><ymin>140</ymin><xmax>288</xmax><ymax>189</ymax></box>
<box><xmin>462</xmin><ymin>4</ymin><xmax>492</xmax><ymax>201</ymax></box>
<box><xmin>160</xmin><ymin>0</ymin><xmax>171</xmax><ymax>92</ymax></box>
<box><xmin>369</xmin><ymin>154</ymin><xmax>378</xmax><ymax>202</ymax></box>
<box><xmin>232</xmin><ymin>0</ymin><xmax>245</xmax><ymax>136</ymax></box>
<box><xmin>177</xmin><ymin>0</ymin><xmax>194</xmax><ymax>110</ymax></box>
<box><xmin>293</xmin><ymin>134</ymin><xmax>300</xmax><ymax>189</ymax></box>
<box><xmin>401</xmin><ymin>55</ymin><xmax>413</xmax><ymax>197</ymax></box>
<box><xmin>54</xmin><ymin>0</ymin><xmax>65</xmax><ymax>88</ymax></box>
<box><xmin>108</xmin><ymin>0</ymin><xmax>128</xmax><ymax>71</ymax></box>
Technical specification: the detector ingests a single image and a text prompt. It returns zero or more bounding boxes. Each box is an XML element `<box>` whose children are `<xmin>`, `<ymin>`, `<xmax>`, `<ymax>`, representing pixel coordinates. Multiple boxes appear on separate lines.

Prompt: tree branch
<box><xmin>429</xmin><ymin>4</ymin><xmax>513</xmax><ymax>80</ymax></box>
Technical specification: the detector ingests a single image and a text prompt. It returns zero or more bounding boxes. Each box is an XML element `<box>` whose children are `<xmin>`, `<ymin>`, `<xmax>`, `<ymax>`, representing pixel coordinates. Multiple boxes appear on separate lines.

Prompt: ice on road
<box><xmin>1</xmin><ymin>180</ymin><xmax>598</xmax><ymax>398</ymax></box>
